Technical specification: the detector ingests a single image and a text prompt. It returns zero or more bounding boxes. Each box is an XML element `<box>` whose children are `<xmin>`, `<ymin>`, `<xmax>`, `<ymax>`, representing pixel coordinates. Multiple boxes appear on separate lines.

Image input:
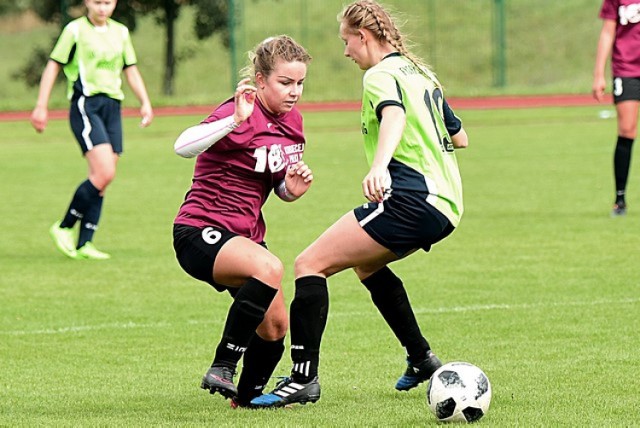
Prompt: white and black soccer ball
<box><xmin>427</xmin><ymin>362</ymin><xmax>491</xmax><ymax>423</ymax></box>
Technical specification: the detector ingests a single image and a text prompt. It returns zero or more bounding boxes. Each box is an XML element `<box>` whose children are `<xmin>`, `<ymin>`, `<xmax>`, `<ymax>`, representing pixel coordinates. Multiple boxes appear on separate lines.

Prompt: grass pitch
<box><xmin>1</xmin><ymin>106</ymin><xmax>638</xmax><ymax>426</ymax></box>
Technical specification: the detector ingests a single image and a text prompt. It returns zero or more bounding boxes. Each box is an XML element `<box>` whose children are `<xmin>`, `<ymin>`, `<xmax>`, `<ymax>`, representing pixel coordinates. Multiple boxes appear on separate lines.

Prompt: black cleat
<box><xmin>201</xmin><ymin>365</ymin><xmax>237</xmax><ymax>399</ymax></box>
<box><xmin>395</xmin><ymin>351</ymin><xmax>442</xmax><ymax>391</ymax></box>
<box><xmin>250</xmin><ymin>376</ymin><xmax>321</xmax><ymax>408</ymax></box>
<box><xmin>612</xmin><ymin>201</ymin><xmax>627</xmax><ymax>217</ymax></box>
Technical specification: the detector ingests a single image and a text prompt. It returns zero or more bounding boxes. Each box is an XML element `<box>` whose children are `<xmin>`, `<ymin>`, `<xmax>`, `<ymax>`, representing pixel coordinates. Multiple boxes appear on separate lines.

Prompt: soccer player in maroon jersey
<box><xmin>593</xmin><ymin>0</ymin><xmax>640</xmax><ymax>216</ymax></box>
<box><xmin>172</xmin><ymin>35</ymin><xmax>313</xmax><ymax>408</ymax></box>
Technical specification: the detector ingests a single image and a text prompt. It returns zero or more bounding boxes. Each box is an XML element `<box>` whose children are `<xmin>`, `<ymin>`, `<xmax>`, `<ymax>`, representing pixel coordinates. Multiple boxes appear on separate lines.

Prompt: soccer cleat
<box><xmin>395</xmin><ymin>351</ymin><xmax>443</xmax><ymax>391</ymax></box>
<box><xmin>201</xmin><ymin>365</ymin><xmax>237</xmax><ymax>399</ymax></box>
<box><xmin>250</xmin><ymin>376</ymin><xmax>321</xmax><ymax>408</ymax></box>
<box><xmin>230</xmin><ymin>397</ymin><xmax>257</xmax><ymax>409</ymax></box>
<box><xmin>74</xmin><ymin>242</ymin><xmax>111</xmax><ymax>260</ymax></box>
<box><xmin>611</xmin><ymin>202</ymin><xmax>627</xmax><ymax>217</ymax></box>
<box><xmin>49</xmin><ymin>221</ymin><xmax>77</xmax><ymax>258</ymax></box>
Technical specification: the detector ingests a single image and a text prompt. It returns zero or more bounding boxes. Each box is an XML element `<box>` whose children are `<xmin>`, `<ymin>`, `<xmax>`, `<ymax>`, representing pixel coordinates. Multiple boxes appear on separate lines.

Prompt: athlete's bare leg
<box><xmin>85</xmin><ymin>143</ymin><xmax>118</xmax><ymax>193</ymax></box>
<box><xmin>616</xmin><ymin>100</ymin><xmax>639</xmax><ymax>139</ymax></box>
<box><xmin>214</xmin><ymin>236</ymin><xmax>287</xmax><ymax>339</ymax></box>
<box><xmin>295</xmin><ymin>211</ymin><xmax>399</xmax><ymax>279</ymax></box>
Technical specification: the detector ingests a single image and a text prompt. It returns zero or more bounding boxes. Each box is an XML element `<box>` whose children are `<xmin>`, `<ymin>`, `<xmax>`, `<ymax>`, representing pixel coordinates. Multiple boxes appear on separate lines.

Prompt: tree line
<box><xmin>3</xmin><ymin>0</ymin><xmax>236</xmax><ymax>95</ymax></box>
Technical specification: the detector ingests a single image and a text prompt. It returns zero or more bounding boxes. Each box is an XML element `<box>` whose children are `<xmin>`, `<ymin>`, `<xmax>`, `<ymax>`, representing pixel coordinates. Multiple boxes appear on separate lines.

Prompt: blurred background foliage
<box><xmin>0</xmin><ymin>0</ymin><xmax>603</xmax><ymax>110</ymax></box>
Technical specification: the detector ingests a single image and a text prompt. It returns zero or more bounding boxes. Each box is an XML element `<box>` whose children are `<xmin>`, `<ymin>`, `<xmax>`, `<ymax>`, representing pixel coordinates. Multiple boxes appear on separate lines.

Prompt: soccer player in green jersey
<box><xmin>31</xmin><ymin>0</ymin><xmax>153</xmax><ymax>260</ymax></box>
<box><xmin>252</xmin><ymin>0</ymin><xmax>468</xmax><ymax>408</ymax></box>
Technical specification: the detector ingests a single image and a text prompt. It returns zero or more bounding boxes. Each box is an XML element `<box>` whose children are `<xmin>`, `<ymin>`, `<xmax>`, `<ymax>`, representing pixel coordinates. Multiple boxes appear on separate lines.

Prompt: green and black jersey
<box><xmin>360</xmin><ymin>52</ymin><xmax>463</xmax><ymax>226</ymax></box>
<box><xmin>50</xmin><ymin>17</ymin><xmax>137</xmax><ymax>100</ymax></box>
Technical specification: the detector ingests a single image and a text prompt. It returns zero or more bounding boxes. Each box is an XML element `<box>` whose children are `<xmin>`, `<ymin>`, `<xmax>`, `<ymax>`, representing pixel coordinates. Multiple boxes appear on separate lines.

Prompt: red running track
<box><xmin>0</xmin><ymin>94</ymin><xmax>613</xmax><ymax>122</ymax></box>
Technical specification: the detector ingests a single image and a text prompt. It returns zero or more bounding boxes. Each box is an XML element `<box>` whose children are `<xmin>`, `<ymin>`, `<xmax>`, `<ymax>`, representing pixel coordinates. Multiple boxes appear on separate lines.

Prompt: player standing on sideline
<box><xmin>172</xmin><ymin>36</ymin><xmax>313</xmax><ymax>408</ymax></box>
<box><xmin>251</xmin><ymin>0</ymin><xmax>468</xmax><ymax>408</ymax></box>
<box><xmin>593</xmin><ymin>0</ymin><xmax>640</xmax><ymax>216</ymax></box>
<box><xmin>31</xmin><ymin>0</ymin><xmax>153</xmax><ymax>260</ymax></box>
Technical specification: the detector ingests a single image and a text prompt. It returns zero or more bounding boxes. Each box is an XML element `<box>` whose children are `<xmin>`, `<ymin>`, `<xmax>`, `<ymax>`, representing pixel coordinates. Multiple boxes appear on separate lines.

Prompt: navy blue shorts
<box><xmin>69</xmin><ymin>94</ymin><xmax>123</xmax><ymax>155</ymax></box>
<box><xmin>353</xmin><ymin>191</ymin><xmax>455</xmax><ymax>257</ymax></box>
<box><xmin>613</xmin><ymin>77</ymin><xmax>640</xmax><ymax>104</ymax></box>
<box><xmin>173</xmin><ymin>224</ymin><xmax>267</xmax><ymax>293</ymax></box>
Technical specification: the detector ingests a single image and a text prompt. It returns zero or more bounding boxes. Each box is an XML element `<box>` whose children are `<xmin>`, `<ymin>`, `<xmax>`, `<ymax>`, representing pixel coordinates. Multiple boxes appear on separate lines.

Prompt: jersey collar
<box><xmin>382</xmin><ymin>52</ymin><xmax>402</xmax><ymax>61</ymax></box>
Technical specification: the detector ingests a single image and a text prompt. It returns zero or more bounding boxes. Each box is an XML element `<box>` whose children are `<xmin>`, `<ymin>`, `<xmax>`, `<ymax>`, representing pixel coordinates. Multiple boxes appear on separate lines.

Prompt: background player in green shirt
<box><xmin>252</xmin><ymin>0</ymin><xmax>468</xmax><ymax>408</ymax></box>
<box><xmin>31</xmin><ymin>0</ymin><xmax>153</xmax><ymax>260</ymax></box>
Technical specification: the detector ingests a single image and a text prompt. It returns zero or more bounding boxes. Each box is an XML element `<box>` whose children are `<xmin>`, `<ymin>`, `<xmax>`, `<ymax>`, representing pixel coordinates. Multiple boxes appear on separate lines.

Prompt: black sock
<box><xmin>290</xmin><ymin>276</ymin><xmax>329</xmax><ymax>382</ymax></box>
<box><xmin>236</xmin><ymin>335</ymin><xmax>284</xmax><ymax>403</ymax></box>
<box><xmin>78</xmin><ymin>194</ymin><xmax>103</xmax><ymax>248</ymax></box>
<box><xmin>361</xmin><ymin>267</ymin><xmax>429</xmax><ymax>363</ymax></box>
<box><xmin>61</xmin><ymin>179</ymin><xmax>100</xmax><ymax>229</ymax></box>
<box><xmin>614</xmin><ymin>136</ymin><xmax>634</xmax><ymax>203</ymax></box>
<box><xmin>212</xmin><ymin>278</ymin><xmax>277</xmax><ymax>369</ymax></box>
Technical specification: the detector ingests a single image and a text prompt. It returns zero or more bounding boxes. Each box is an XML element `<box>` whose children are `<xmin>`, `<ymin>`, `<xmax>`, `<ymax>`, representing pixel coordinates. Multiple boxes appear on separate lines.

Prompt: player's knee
<box><xmin>294</xmin><ymin>251</ymin><xmax>314</xmax><ymax>277</ymax></box>
<box><xmin>255</xmin><ymin>254</ymin><xmax>284</xmax><ymax>285</ymax></box>
<box><xmin>259</xmin><ymin>304</ymin><xmax>288</xmax><ymax>339</ymax></box>
<box><xmin>618</xmin><ymin>124</ymin><xmax>637</xmax><ymax>140</ymax></box>
<box><xmin>353</xmin><ymin>265</ymin><xmax>375</xmax><ymax>280</ymax></box>
<box><xmin>90</xmin><ymin>170</ymin><xmax>116</xmax><ymax>190</ymax></box>
<box><xmin>103</xmin><ymin>168</ymin><xmax>116</xmax><ymax>185</ymax></box>
<box><xmin>271</xmin><ymin>317</ymin><xmax>288</xmax><ymax>339</ymax></box>
<box><xmin>619</xmin><ymin>130</ymin><xmax>637</xmax><ymax>140</ymax></box>
<box><xmin>295</xmin><ymin>251</ymin><xmax>336</xmax><ymax>278</ymax></box>
<box><xmin>354</xmin><ymin>262</ymin><xmax>390</xmax><ymax>281</ymax></box>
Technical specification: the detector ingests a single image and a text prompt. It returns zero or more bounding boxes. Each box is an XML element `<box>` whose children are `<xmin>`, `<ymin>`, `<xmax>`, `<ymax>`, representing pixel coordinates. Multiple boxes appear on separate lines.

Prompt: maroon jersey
<box><xmin>600</xmin><ymin>0</ymin><xmax>640</xmax><ymax>77</ymax></box>
<box><xmin>174</xmin><ymin>98</ymin><xmax>306</xmax><ymax>242</ymax></box>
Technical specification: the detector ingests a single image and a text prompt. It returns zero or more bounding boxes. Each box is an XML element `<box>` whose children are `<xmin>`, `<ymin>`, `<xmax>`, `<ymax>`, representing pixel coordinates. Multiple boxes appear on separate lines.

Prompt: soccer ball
<box><xmin>427</xmin><ymin>362</ymin><xmax>491</xmax><ymax>423</ymax></box>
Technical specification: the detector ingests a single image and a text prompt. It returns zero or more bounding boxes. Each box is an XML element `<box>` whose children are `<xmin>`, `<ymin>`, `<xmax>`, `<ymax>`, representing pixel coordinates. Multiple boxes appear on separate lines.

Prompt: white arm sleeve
<box><xmin>274</xmin><ymin>180</ymin><xmax>299</xmax><ymax>202</ymax></box>
<box><xmin>174</xmin><ymin>115</ymin><xmax>239</xmax><ymax>158</ymax></box>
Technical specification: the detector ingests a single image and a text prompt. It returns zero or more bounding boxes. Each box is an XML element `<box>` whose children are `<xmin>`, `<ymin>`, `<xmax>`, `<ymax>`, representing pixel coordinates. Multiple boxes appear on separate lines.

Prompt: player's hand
<box><xmin>233</xmin><ymin>78</ymin><xmax>257</xmax><ymax>124</ymax></box>
<box><xmin>31</xmin><ymin>106</ymin><xmax>48</xmax><ymax>133</ymax></box>
<box><xmin>140</xmin><ymin>103</ymin><xmax>154</xmax><ymax>128</ymax></box>
<box><xmin>362</xmin><ymin>165</ymin><xmax>388</xmax><ymax>203</ymax></box>
<box><xmin>284</xmin><ymin>160</ymin><xmax>313</xmax><ymax>198</ymax></box>
<box><xmin>592</xmin><ymin>76</ymin><xmax>606</xmax><ymax>102</ymax></box>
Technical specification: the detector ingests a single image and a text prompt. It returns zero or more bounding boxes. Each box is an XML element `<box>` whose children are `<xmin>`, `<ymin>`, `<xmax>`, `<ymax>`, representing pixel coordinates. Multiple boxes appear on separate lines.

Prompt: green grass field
<box><xmin>1</xmin><ymin>105</ymin><xmax>639</xmax><ymax>426</ymax></box>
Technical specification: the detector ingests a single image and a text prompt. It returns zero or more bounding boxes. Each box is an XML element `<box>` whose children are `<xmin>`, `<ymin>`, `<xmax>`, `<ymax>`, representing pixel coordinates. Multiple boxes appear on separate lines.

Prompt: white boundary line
<box><xmin>331</xmin><ymin>297</ymin><xmax>640</xmax><ymax>317</ymax></box>
<box><xmin>2</xmin><ymin>297</ymin><xmax>638</xmax><ymax>336</ymax></box>
<box><xmin>412</xmin><ymin>297</ymin><xmax>640</xmax><ymax>314</ymax></box>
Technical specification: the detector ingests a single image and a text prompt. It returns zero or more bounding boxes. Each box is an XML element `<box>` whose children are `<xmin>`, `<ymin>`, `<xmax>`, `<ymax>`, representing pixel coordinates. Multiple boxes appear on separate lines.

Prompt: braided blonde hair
<box><xmin>241</xmin><ymin>35</ymin><xmax>312</xmax><ymax>80</ymax></box>
<box><xmin>339</xmin><ymin>0</ymin><xmax>431</xmax><ymax>72</ymax></box>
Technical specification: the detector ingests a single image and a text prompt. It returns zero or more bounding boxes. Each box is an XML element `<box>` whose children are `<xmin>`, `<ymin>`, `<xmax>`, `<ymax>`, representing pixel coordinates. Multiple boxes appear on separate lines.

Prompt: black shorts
<box><xmin>173</xmin><ymin>224</ymin><xmax>239</xmax><ymax>292</ymax></box>
<box><xmin>612</xmin><ymin>77</ymin><xmax>640</xmax><ymax>104</ymax></box>
<box><xmin>69</xmin><ymin>94</ymin><xmax>123</xmax><ymax>155</ymax></box>
<box><xmin>353</xmin><ymin>191</ymin><xmax>455</xmax><ymax>257</ymax></box>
